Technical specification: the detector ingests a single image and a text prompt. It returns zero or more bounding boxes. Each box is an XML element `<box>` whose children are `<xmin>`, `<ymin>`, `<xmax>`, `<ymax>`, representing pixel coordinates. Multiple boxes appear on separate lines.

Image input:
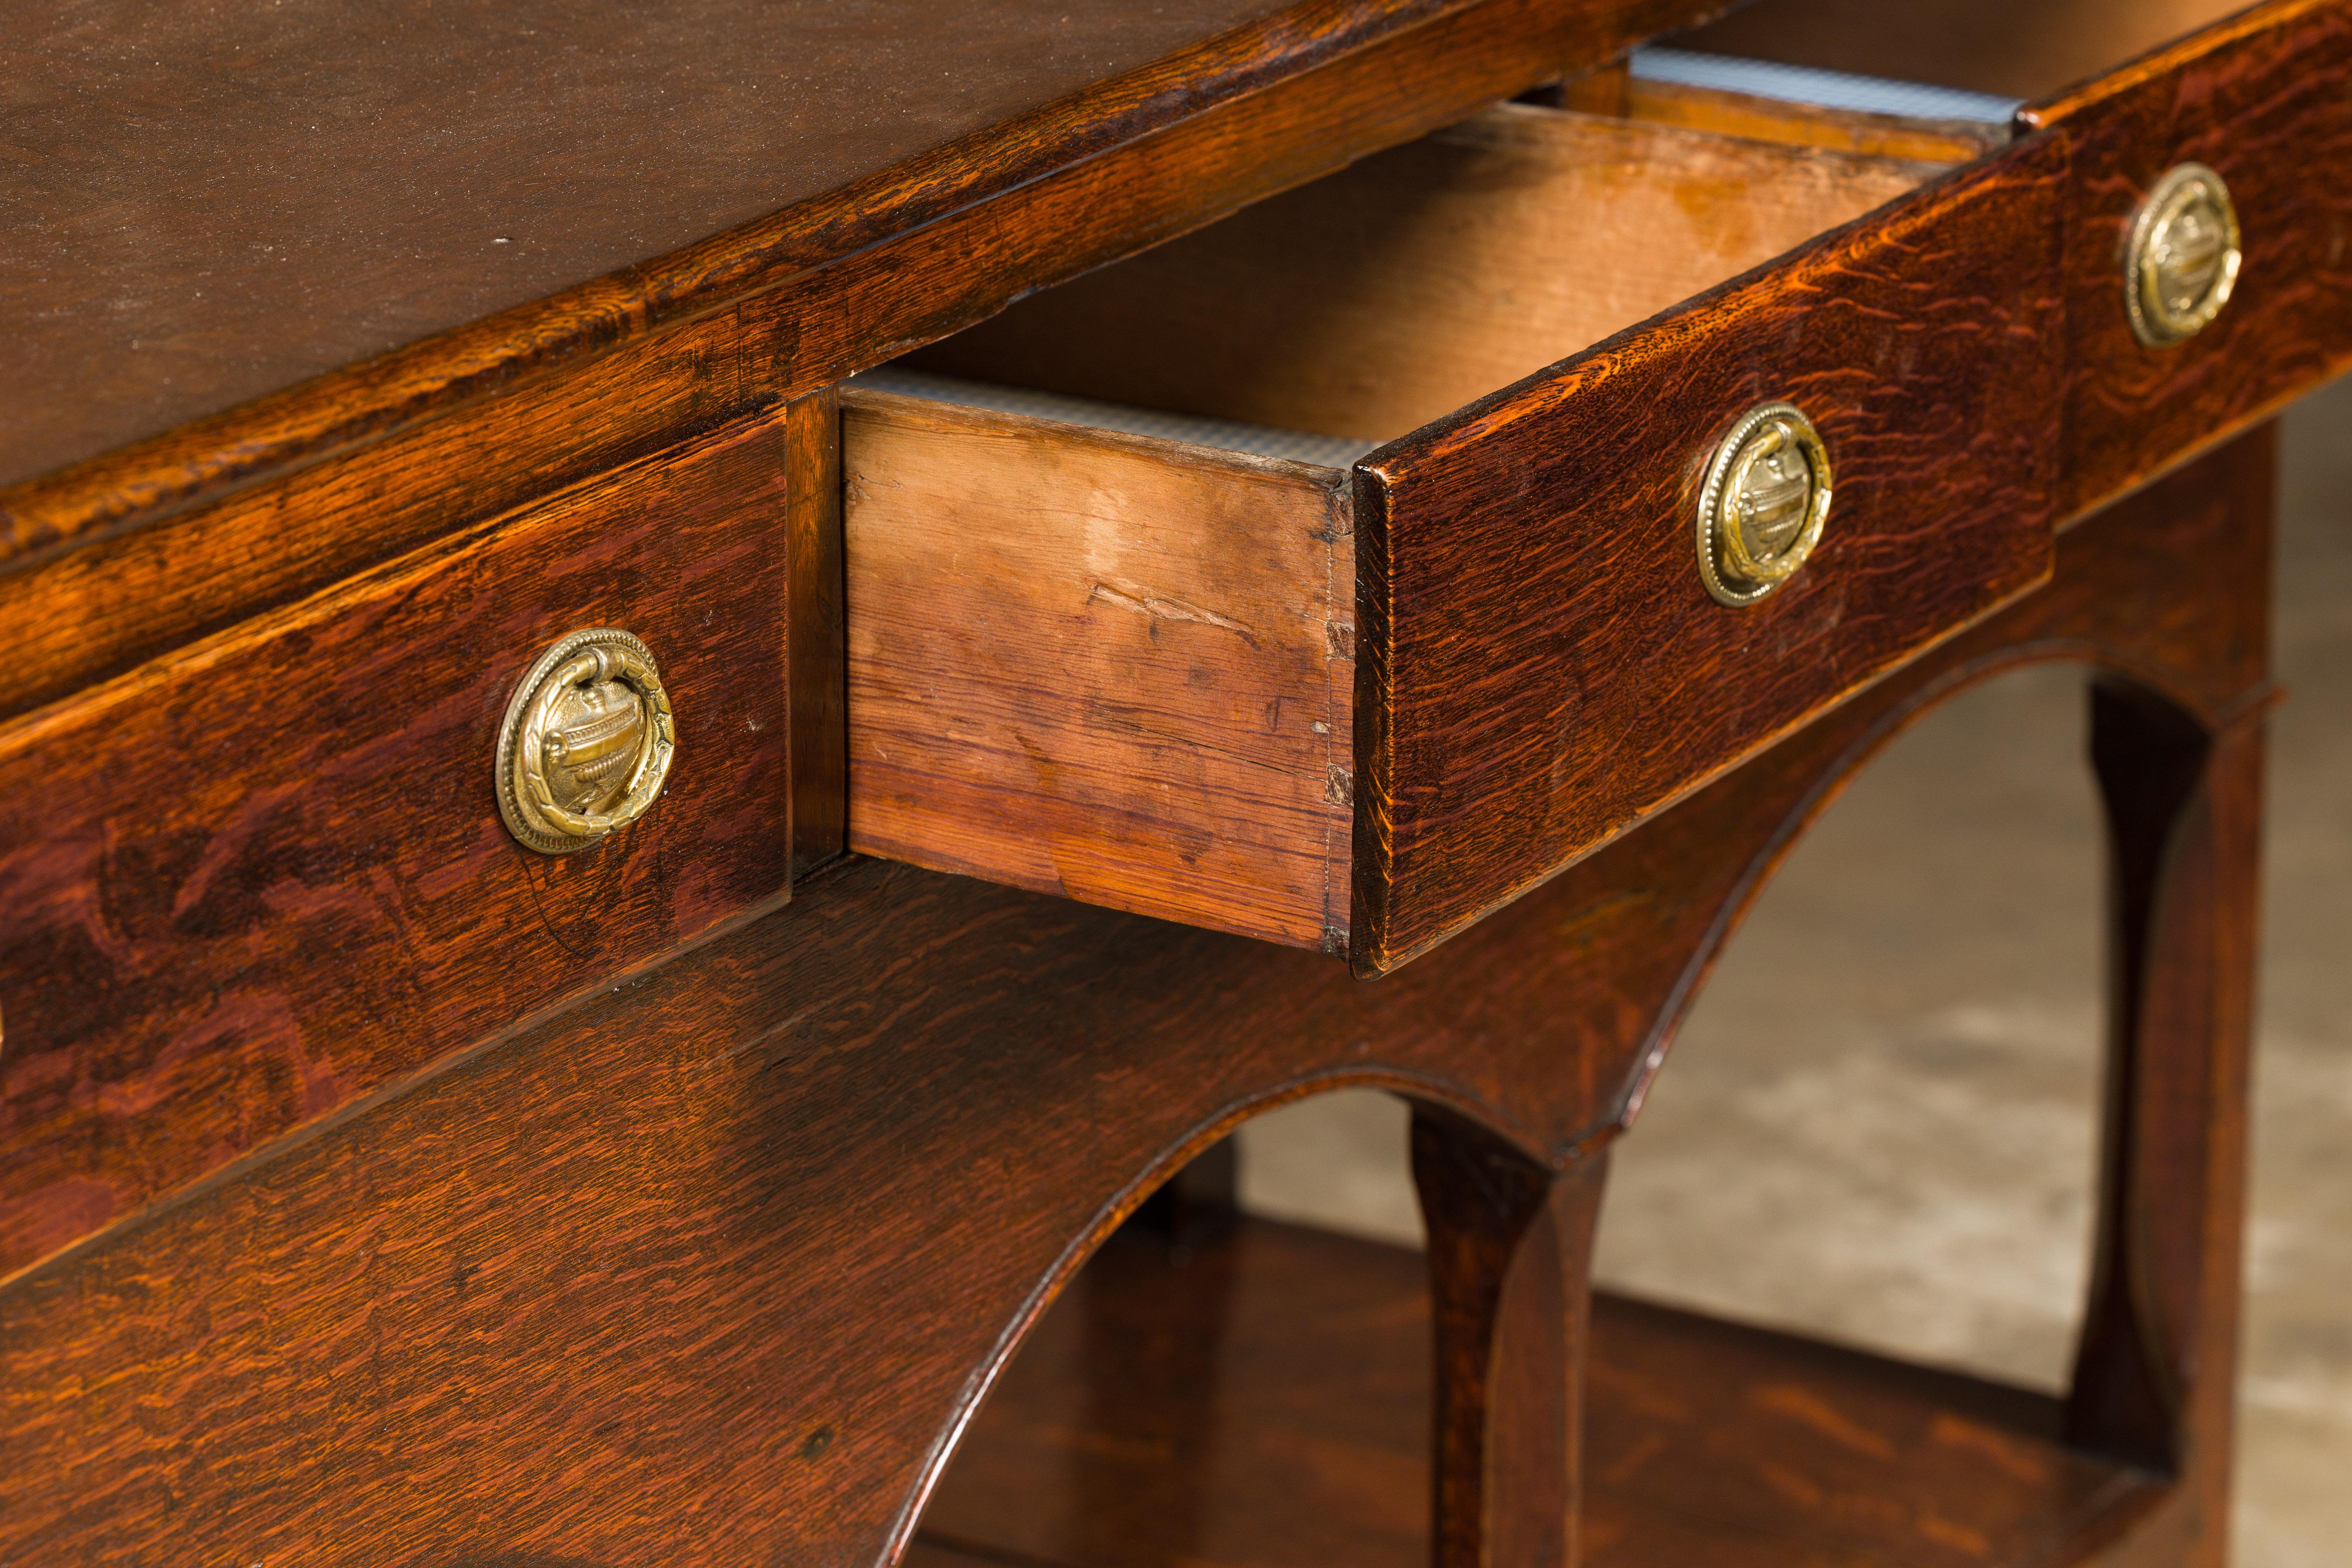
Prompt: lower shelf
<box><xmin>911</xmin><ymin>1216</ymin><xmax>2165</xmax><ymax>1568</ymax></box>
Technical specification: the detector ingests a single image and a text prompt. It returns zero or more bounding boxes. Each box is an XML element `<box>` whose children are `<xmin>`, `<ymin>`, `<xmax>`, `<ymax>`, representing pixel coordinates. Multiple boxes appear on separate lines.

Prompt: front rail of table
<box><xmin>0</xmin><ymin>433</ymin><xmax>2276</xmax><ymax>1567</ymax></box>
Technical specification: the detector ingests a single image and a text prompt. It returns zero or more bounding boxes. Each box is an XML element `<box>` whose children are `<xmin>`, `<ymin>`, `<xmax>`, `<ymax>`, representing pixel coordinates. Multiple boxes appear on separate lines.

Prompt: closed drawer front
<box><xmin>0</xmin><ymin>414</ymin><xmax>793</xmax><ymax>1277</ymax></box>
<box><xmin>2036</xmin><ymin>0</ymin><xmax>2352</xmax><ymax>514</ymax></box>
<box><xmin>848</xmin><ymin>96</ymin><xmax>2063</xmax><ymax>971</ymax></box>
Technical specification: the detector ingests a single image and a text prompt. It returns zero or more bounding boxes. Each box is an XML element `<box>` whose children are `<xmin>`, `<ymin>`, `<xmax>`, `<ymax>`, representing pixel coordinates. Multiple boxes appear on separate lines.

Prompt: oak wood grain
<box><xmin>1413</xmin><ymin>1112</ymin><xmax>1609</xmax><ymax>1568</ymax></box>
<box><xmin>0</xmin><ymin>413</ymin><xmax>795</xmax><ymax>1282</ymax></box>
<box><xmin>0</xmin><ymin>0</ymin><xmax>1342</xmax><ymax>493</ymax></box>
<box><xmin>0</xmin><ymin>429</ymin><xmax>2272</xmax><ymax>1565</ymax></box>
<box><xmin>1351</xmin><ymin>134</ymin><xmax>2068</xmax><ymax>975</ymax></box>
<box><xmin>0</xmin><ymin>301</ymin><xmax>780</xmax><ymax>726</ymax></box>
<box><xmin>2023</xmin><ymin>0</ymin><xmax>2352</xmax><ymax>518</ymax></box>
<box><xmin>1621</xmin><ymin>77</ymin><xmax>2010</xmax><ymax>162</ymax></box>
<box><xmin>2067</xmin><ymin>682</ymin><xmax>2267</xmax><ymax>1568</ymax></box>
<box><xmin>843</xmin><ymin>389</ymin><xmax>1354</xmax><ymax>951</ymax></box>
<box><xmin>908</xmin><ymin>103</ymin><xmax>1945</xmax><ymax>444</ymax></box>
<box><xmin>789</xmin><ymin>386</ymin><xmax>848</xmax><ymax>879</ymax></box>
<box><xmin>2</xmin><ymin>0</ymin><xmax>1723</xmax><ymax>573</ymax></box>
<box><xmin>913</xmin><ymin>1219</ymin><xmax>2166</xmax><ymax>1568</ymax></box>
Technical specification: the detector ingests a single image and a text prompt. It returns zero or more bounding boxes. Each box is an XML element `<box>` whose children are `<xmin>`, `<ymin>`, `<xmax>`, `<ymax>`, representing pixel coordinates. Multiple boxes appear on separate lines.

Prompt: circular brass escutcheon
<box><xmin>496</xmin><ymin>628</ymin><xmax>677</xmax><ymax>855</ymax></box>
<box><xmin>1696</xmin><ymin>401</ymin><xmax>1833</xmax><ymax>608</ymax></box>
<box><xmin>2125</xmin><ymin>162</ymin><xmax>2242</xmax><ymax>348</ymax></box>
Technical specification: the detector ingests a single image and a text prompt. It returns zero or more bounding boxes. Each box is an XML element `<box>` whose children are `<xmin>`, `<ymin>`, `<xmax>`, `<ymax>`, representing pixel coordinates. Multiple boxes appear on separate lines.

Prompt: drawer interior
<box><xmin>846</xmin><ymin>82</ymin><xmax>1998</xmax><ymax>952</ymax></box>
<box><xmin>899</xmin><ymin>96</ymin><xmax>1968</xmax><ymax>446</ymax></box>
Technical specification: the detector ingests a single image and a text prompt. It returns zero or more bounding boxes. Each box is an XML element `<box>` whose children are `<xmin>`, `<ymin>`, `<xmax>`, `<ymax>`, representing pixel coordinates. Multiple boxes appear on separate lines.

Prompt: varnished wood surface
<box><xmin>0</xmin><ymin>297</ymin><xmax>776</xmax><ymax>728</ymax></box>
<box><xmin>1676</xmin><ymin>0</ymin><xmax>2254</xmax><ymax>100</ymax></box>
<box><xmin>2029</xmin><ymin>0</ymin><xmax>2352</xmax><ymax>518</ymax></box>
<box><xmin>909</xmin><ymin>102</ymin><xmax>1945</xmax><ymax>444</ymax></box>
<box><xmin>2060</xmin><ymin>681</ymin><xmax>2267</xmax><ymax>1564</ymax></box>
<box><xmin>1413</xmin><ymin>1113</ymin><xmax>1610</xmax><ymax>1568</ymax></box>
<box><xmin>1352</xmin><ymin>136</ymin><xmax>2067</xmax><ymax>974</ymax></box>
<box><xmin>843</xmin><ymin>390</ymin><xmax>1354</xmax><ymax>951</ymax></box>
<box><xmin>0</xmin><ymin>432</ymin><xmax>2269</xmax><ymax>1564</ymax></box>
<box><xmin>915</xmin><ymin>1218</ymin><xmax>2164</xmax><ymax>1568</ymax></box>
<box><xmin>1</xmin><ymin>0</ymin><xmax>1721</xmax><ymax>571</ymax></box>
<box><xmin>0</xmin><ymin>0</ymin><xmax>1303</xmax><ymax>490</ymax></box>
<box><xmin>1620</xmin><ymin>77</ymin><xmax>2009</xmax><ymax>162</ymax></box>
<box><xmin>788</xmin><ymin>386</ymin><xmax>848</xmax><ymax>879</ymax></box>
<box><xmin>0</xmin><ymin>413</ymin><xmax>795</xmax><ymax>1283</ymax></box>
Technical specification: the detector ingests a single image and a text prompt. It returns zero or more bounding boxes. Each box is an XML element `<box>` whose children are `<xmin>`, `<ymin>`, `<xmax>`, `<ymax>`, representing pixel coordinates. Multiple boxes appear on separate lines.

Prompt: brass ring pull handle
<box><xmin>1696</xmin><ymin>401</ymin><xmax>1833</xmax><ymax>608</ymax></box>
<box><xmin>496</xmin><ymin>628</ymin><xmax>677</xmax><ymax>854</ymax></box>
<box><xmin>2125</xmin><ymin>162</ymin><xmax>2242</xmax><ymax>348</ymax></box>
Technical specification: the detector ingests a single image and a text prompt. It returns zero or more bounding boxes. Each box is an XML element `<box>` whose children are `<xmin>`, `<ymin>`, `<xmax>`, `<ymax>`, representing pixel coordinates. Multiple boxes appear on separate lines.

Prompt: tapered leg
<box><xmin>2067</xmin><ymin>680</ymin><xmax>2265</xmax><ymax>1565</ymax></box>
<box><xmin>1127</xmin><ymin>1138</ymin><xmax>1240</xmax><ymax>1251</ymax></box>
<box><xmin>1412</xmin><ymin>1106</ymin><xmax>1609</xmax><ymax>1568</ymax></box>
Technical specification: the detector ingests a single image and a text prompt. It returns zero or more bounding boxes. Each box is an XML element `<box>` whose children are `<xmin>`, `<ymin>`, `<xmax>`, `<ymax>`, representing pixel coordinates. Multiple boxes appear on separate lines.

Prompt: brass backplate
<box><xmin>496</xmin><ymin>628</ymin><xmax>677</xmax><ymax>855</ymax></box>
<box><xmin>2125</xmin><ymin>162</ymin><xmax>2242</xmax><ymax>349</ymax></box>
<box><xmin>1696</xmin><ymin>401</ymin><xmax>1833</xmax><ymax>608</ymax></box>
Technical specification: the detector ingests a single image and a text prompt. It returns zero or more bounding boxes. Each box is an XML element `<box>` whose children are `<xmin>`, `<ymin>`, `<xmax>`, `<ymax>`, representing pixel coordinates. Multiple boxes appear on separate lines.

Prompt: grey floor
<box><xmin>1236</xmin><ymin>375</ymin><xmax>2352</xmax><ymax>1566</ymax></box>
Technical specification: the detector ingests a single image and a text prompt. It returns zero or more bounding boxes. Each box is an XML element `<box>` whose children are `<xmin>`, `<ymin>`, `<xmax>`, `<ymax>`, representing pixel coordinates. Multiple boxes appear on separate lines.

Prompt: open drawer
<box><xmin>845</xmin><ymin>89</ymin><xmax>2067</xmax><ymax>975</ymax></box>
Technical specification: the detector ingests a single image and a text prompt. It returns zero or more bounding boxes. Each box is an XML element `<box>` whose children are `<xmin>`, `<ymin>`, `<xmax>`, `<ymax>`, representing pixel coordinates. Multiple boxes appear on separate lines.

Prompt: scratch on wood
<box><xmin>1087</xmin><ymin>582</ymin><xmax>1259</xmax><ymax>646</ymax></box>
<box><xmin>1084</xmin><ymin>698</ymin><xmax>1305</xmax><ymax>777</ymax></box>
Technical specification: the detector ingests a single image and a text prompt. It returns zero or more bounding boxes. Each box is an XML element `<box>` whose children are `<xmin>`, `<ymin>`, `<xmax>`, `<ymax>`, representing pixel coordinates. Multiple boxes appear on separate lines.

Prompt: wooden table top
<box><xmin>1</xmin><ymin>0</ymin><xmax>1494</xmax><ymax>493</ymax></box>
<box><xmin>0</xmin><ymin>0</ymin><xmax>2260</xmax><ymax>543</ymax></box>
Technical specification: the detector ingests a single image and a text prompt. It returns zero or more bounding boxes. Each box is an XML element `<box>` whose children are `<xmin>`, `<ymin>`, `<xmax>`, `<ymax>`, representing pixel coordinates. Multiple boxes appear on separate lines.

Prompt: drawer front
<box><xmin>1351</xmin><ymin>138</ymin><xmax>2067</xmax><ymax>975</ymax></box>
<box><xmin>0</xmin><ymin>414</ymin><xmax>793</xmax><ymax>1277</ymax></box>
<box><xmin>2034</xmin><ymin>0</ymin><xmax>2352</xmax><ymax>515</ymax></box>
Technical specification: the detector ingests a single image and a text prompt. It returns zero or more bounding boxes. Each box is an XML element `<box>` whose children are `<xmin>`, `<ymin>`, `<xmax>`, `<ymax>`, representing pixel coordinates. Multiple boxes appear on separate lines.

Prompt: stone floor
<box><xmin>1235</xmin><ymin>375</ymin><xmax>2352</xmax><ymax>1565</ymax></box>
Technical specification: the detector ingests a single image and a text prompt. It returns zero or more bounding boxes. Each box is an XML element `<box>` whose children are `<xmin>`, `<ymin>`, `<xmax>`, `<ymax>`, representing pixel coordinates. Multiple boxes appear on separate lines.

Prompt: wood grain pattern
<box><xmin>2022</xmin><ymin>0</ymin><xmax>2352</xmax><ymax>517</ymax></box>
<box><xmin>1352</xmin><ymin>135</ymin><xmax>2068</xmax><ymax>976</ymax></box>
<box><xmin>914</xmin><ymin>1220</ymin><xmax>2166</xmax><ymax>1568</ymax></box>
<box><xmin>0</xmin><ymin>302</ymin><xmax>781</xmax><ymax>727</ymax></box>
<box><xmin>0</xmin><ymin>429</ymin><xmax>2271</xmax><ymax>1565</ymax></box>
<box><xmin>789</xmin><ymin>386</ymin><xmax>848</xmax><ymax>879</ymax></box>
<box><xmin>844</xmin><ymin>389</ymin><xmax>1354</xmax><ymax>951</ymax></box>
<box><xmin>0</xmin><ymin>0</ymin><xmax>1294</xmax><ymax>492</ymax></box>
<box><xmin>908</xmin><ymin>103</ymin><xmax>1946</xmax><ymax>444</ymax></box>
<box><xmin>1620</xmin><ymin>77</ymin><xmax>2010</xmax><ymax>162</ymax></box>
<box><xmin>1413</xmin><ymin>1111</ymin><xmax>1609</xmax><ymax>1568</ymax></box>
<box><xmin>0</xmin><ymin>413</ymin><xmax>794</xmax><ymax>1282</ymax></box>
<box><xmin>1</xmin><ymin>0</ymin><xmax>1721</xmax><ymax>577</ymax></box>
<box><xmin>2065</xmin><ymin>682</ymin><xmax>2266</xmax><ymax>1568</ymax></box>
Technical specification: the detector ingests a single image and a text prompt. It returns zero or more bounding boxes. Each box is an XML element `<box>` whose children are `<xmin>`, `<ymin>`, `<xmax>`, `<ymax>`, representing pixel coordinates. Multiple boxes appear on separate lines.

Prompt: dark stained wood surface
<box><xmin>0</xmin><ymin>3</ymin><xmax>2303</xmax><ymax>1556</ymax></box>
<box><xmin>787</xmin><ymin>386</ymin><xmax>848</xmax><ymax>879</ymax></box>
<box><xmin>1675</xmin><ymin>0</ymin><xmax>2253</xmax><ymax>101</ymax></box>
<box><xmin>0</xmin><ymin>430</ymin><xmax>2270</xmax><ymax>1563</ymax></box>
<box><xmin>1</xmin><ymin>0</ymin><xmax>1727</xmax><ymax>569</ymax></box>
<box><xmin>2062</xmin><ymin>678</ymin><xmax>2267</xmax><ymax>1563</ymax></box>
<box><xmin>0</xmin><ymin>293</ymin><xmax>778</xmax><ymax>726</ymax></box>
<box><xmin>914</xmin><ymin>1218</ymin><xmax>2165</xmax><ymax>1568</ymax></box>
<box><xmin>1351</xmin><ymin>137</ymin><xmax>2067</xmax><ymax>975</ymax></box>
<box><xmin>0</xmin><ymin>411</ymin><xmax>794</xmax><ymax>1283</ymax></box>
<box><xmin>0</xmin><ymin>0</ymin><xmax>1280</xmax><ymax>489</ymax></box>
<box><xmin>2027</xmin><ymin>0</ymin><xmax>2352</xmax><ymax>518</ymax></box>
<box><xmin>1413</xmin><ymin>1112</ymin><xmax>1610</xmax><ymax>1568</ymax></box>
